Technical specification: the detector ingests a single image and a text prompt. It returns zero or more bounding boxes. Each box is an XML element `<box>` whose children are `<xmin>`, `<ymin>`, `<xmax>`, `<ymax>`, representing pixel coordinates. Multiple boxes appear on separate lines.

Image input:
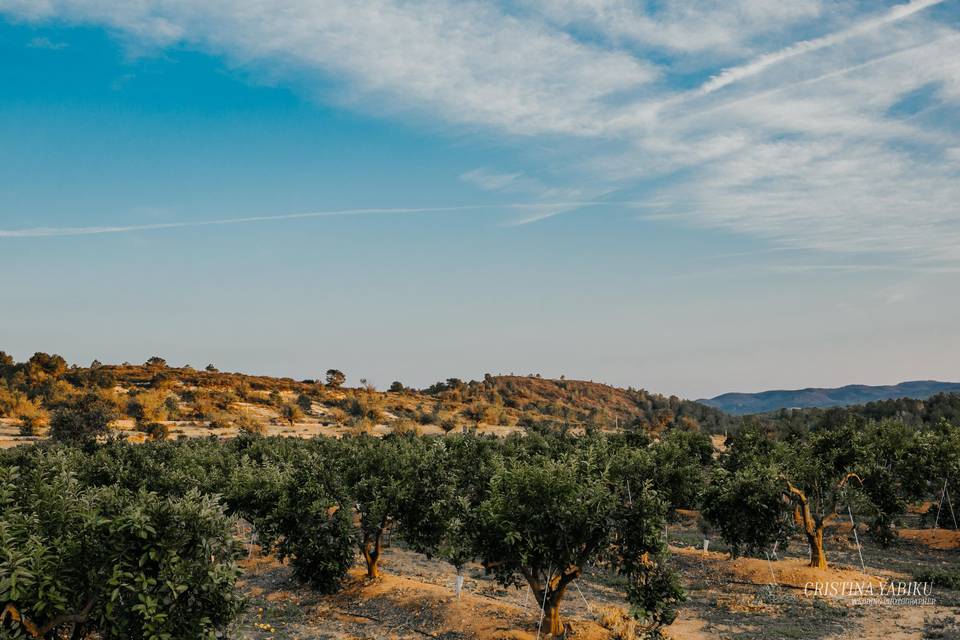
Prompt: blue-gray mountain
<box><xmin>700</xmin><ymin>380</ymin><xmax>960</xmax><ymax>415</ymax></box>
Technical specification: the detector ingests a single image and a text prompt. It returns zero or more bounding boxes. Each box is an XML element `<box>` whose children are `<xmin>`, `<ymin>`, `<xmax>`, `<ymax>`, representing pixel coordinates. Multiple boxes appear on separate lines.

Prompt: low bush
<box><xmin>16</xmin><ymin>400</ymin><xmax>48</xmax><ymax>436</ymax></box>
<box><xmin>140</xmin><ymin>421</ymin><xmax>171</xmax><ymax>441</ymax></box>
<box><xmin>271</xmin><ymin>461</ymin><xmax>355</xmax><ymax>592</ymax></box>
<box><xmin>49</xmin><ymin>393</ymin><xmax>120</xmax><ymax>443</ymax></box>
<box><xmin>914</xmin><ymin>568</ymin><xmax>960</xmax><ymax>590</ymax></box>
<box><xmin>341</xmin><ymin>395</ymin><xmax>383</xmax><ymax>422</ymax></box>
<box><xmin>0</xmin><ymin>457</ymin><xmax>244</xmax><ymax>639</ymax></box>
<box><xmin>392</xmin><ymin>418</ymin><xmax>421</xmax><ymax>435</ymax></box>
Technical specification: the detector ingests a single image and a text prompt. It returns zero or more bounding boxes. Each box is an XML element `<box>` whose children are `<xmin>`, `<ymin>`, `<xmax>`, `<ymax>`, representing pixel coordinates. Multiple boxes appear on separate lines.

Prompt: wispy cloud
<box><xmin>2</xmin><ymin>0</ymin><xmax>959</xmax><ymax>261</ymax></box>
<box><xmin>460</xmin><ymin>169</ymin><xmax>523</xmax><ymax>191</ymax></box>
<box><xmin>27</xmin><ymin>35</ymin><xmax>68</xmax><ymax>49</ymax></box>
<box><xmin>522</xmin><ymin>0</ymin><xmax>826</xmax><ymax>55</ymax></box>
<box><xmin>3</xmin><ymin>0</ymin><xmax>656</xmax><ymax>136</ymax></box>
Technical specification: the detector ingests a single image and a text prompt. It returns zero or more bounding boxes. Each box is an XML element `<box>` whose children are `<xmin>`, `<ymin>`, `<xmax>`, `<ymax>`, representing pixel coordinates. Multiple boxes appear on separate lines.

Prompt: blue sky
<box><xmin>1</xmin><ymin>1</ymin><xmax>959</xmax><ymax>398</ymax></box>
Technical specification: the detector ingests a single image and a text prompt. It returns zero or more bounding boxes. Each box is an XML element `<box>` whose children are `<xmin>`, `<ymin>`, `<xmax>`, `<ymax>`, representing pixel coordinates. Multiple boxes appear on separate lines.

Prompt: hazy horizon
<box><xmin>2</xmin><ymin>1</ymin><xmax>959</xmax><ymax>398</ymax></box>
<box><xmin>3</xmin><ymin>347</ymin><xmax>959</xmax><ymax>402</ymax></box>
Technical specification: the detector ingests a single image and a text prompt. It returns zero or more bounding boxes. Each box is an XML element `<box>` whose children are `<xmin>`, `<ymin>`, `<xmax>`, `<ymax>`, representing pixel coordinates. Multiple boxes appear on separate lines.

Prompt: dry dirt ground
<box><xmin>0</xmin><ymin>416</ymin><xmax>524</xmax><ymax>448</ymax></box>
<box><xmin>231</xmin><ymin>516</ymin><xmax>960</xmax><ymax>640</ymax></box>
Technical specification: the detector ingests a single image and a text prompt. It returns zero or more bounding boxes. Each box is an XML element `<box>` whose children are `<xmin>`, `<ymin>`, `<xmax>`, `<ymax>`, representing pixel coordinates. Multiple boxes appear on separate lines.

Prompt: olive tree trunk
<box><xmin>361</xmin><ymin>530</ymin><xmax>383</xmax><ymax>579</ymax></box>
<box><xmin>525</xmin><ymin>567</ymin><xmax>579</xmax><ymax>637</ymax></box>
<box><xmin>787</xmin><ymin>483</ymin><xmax>828</xmax><ymax>569</ymax></box>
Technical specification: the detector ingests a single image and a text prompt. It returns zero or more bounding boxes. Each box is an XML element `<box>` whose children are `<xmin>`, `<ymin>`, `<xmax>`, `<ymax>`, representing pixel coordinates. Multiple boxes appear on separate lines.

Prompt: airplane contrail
<box><xmin>0</xmin><ymin>201</ymin><xmax>651</xmax><ymax>238</ymax></box>
<box><xmin>698</xmin><ymin>0</ymin><xmax>947</xmax><ymax>95</ymax></box>
<box><xmin>681</xmin><ymin>33</ymin><xmax>960</xmax><ymax>120</ymax></box>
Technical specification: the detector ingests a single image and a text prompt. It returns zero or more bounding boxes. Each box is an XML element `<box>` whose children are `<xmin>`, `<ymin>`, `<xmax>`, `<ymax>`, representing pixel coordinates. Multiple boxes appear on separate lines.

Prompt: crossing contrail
<box><xmin>698</xmin><ymin>0</ymin><xmax>947</xmax><ymax>95</ymax></box>
<box><xmin>0</xmin><ymin>201</ymin><xmax>649</xmax><ymax>238</ymax></box>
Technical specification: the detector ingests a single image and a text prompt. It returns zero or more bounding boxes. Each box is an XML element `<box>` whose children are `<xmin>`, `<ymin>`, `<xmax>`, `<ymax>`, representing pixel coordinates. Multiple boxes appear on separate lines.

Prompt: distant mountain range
<box><xmin>699</xmin><ymin>380</ymin><xmax>960</xmax><ymax>415</ymax></box>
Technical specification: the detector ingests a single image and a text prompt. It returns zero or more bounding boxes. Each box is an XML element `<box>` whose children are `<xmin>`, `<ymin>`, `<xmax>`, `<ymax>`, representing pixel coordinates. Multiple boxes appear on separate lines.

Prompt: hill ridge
<box><xmin>700</xmin><ymin>379</ymin><xmax>960</xmax><ymax>415</ymax></box>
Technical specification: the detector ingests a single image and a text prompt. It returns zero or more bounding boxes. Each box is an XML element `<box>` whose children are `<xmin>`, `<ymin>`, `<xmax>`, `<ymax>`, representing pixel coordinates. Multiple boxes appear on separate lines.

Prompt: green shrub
<box><xmin>279</xmin><ymin>402</ymin><xmax>303</xmax><ymax>426</ymax></box>
<box><xmin>0</xmin><ymin>458</ymin><xmax>244</xmax><ymax>639</ymax></box>
<box><xmin>140</xmin><ymin>421</ymin><xmax>171</xmax><ymax>441</ymax></box>
<box><xmin>50</xmin><ymin>393</ymin><xmax>120</xmax><ymax>443</ymax></box>
<box><xmin>914</xmin><ymin>568</ymin><xmax>960</xmax><ymax>590</ymax></box>
<box><xmin>15</xmin><ymin>399</ymin><xmax>48</xmax><ymax>436</ymax></box>
<box><xmin>440</xmin><ymin>417</ymin><xmax>459</xmax><ymax>433</ymax></box>
<box><xmin>461</xmin><ymin>402</ymin><xmax>505</xmax><ymax>425</ymax></box>
<box><xmin>296</xmin><ymin>392</ymin><xmax>313</xmax><ymax>413</ymax></box>
<box><xmin>341</xmin><ymin>395</ymin><xmax>383</xmax><ymax>422</ymax></box>
<box><xmin>0</xmin><ymin>386</ymin><xmax>17</xmax><ymax>417</ymax></box>
<box><xmin>415</xmin><ymin>403</ymin><xmax>440</xmax><ymax>425</ymax></box>
<box><xmin>235</xmin><ymin>413</ymin><xmax>267</xmax><ymax>435</ymax></box>
<box><xmin>273</xmin><ymin>464</ymin><xmax>355</xmax><ymax>592</ymax></box>
<box><xmin>125</xmin><ymin>389</ymin><xmax>170</xmax><ymax>422</ymax></box>
<box><xmin>392</xmin><ymin>418</ymin><xmax>420</xmax><ymax>435</ymax></box>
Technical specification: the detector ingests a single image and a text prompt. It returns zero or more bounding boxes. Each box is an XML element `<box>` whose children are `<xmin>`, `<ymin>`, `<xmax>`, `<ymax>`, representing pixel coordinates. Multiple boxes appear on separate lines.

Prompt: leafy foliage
<box><xmin>914</xmin><ymin>568</ymin><xmax>960</xmax><ymax>590</ymax></box>
<box><xmin>703</xmin><ymin>417</ymin><xmax>960</xmax><ymax>566</ymax></box>
<box><xmin>650</xmin><ymin>429</ymin><xmax>713</xmax><ymax>514</ymax></box>
<box><xmin>0</xmin><ymin>453</ymin><xmax>244</xmax><ymax>639</ymax></box>
<box><xmin>244</xmin><ymin>450</ymin><xmax>355</xmax><ymax>592</ymax></box>
<box><xmin>471</xmin><ymin>438</ymin><xmax>682</xmax><ymax>637</ymax></box>
<box><xmin>49</xmin><ymin>393</ymin><xmax>120</xmax><ymax>443</ymax></box>
<box><xmin>701</xmin><ymin>464</ymin><xmax>791</xmax><ymax>558</ymax></box>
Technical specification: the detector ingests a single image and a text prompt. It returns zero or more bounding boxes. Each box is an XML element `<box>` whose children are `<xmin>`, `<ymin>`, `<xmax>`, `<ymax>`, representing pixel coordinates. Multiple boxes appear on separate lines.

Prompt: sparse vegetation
<box><xmin>341</xmin><ymin>394</ymin><xmax>383</xmax><ymax>422</ymax></box>
<box><xmin>278</xmin><ymin>402</ymin><xmax>303</xmax><ymax>426</ymax></box>
<box><xmin>325</xmin><ymin>369</ymin><xmax>346</xmax><ymax>388</ymax></box>
<box><xmin>915</xmin><ymin>568</ymin><xmax>960</xmax><ymax>590</ymax></box>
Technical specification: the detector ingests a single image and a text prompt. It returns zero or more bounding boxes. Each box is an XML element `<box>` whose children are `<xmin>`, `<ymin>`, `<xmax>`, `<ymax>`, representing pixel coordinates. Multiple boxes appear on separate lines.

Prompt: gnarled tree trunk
<box><xmin>1</xmin><ymin>600</ymin><xmax>94</xmax><ymax>639</ymax></box>
<box><xmin>787</xmin><ymin>483</ymin><xmax>828</xmax><ymax>569</ymax></box>
<box><xmin>542</xmin><ymin>597</ymin><xmax>564</xmax><ymax>637</ymax></box>
<box><xmin>808</xmin><ymin>524</ymin><xmax>827</xmax><ymax>570</ymax></box>
<box><xmin>524</xmin><ymin>567</ymin><xmax>580</xmax><ymax>637</ymax></box>
<box><xmin>361</xmin><ymin>530</ymin><xmax>383</xmax><ymax>579</ymax></box>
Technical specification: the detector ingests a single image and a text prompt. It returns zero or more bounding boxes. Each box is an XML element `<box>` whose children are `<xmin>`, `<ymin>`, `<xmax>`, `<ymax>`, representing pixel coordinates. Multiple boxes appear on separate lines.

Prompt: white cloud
<box><xmin>2</xmin><ymin>0</ymin><xmax>656</xmax><ymax>136</ymax></box>
<box><xmin>519</xmin><ymin>0</ymin><xmax>826</xmax><ymax>55</ymax></box>
<box><xmin>26</xmin><ymin>35</ymin><xmax>67</xmax><ymax>49</ymax></box>
<box><xmin>460</xmin><ymin>169</ymin><xmax>523</xmax><ymax>191</ymax></box>
<box><xmin>2</xmin><ymin>0</ymin><xmax>959</xmax><ymax>263</ymax></box>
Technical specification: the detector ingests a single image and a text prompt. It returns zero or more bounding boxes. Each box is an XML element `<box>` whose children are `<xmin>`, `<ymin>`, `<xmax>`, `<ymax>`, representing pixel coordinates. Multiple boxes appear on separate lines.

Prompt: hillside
<box><xmin>0</xmin><ymin>352</ymin><xmax>738</xmax><ymax>445</ymax></box>
<box><xmin>422</xmin><ymin>374</ymin><xmax>736</xmax><ymax>433</ymax></box>
<box><xmin>700</xmin><ymin>380</ymin><xmax>960</xmax><ymax>415</ymax></box>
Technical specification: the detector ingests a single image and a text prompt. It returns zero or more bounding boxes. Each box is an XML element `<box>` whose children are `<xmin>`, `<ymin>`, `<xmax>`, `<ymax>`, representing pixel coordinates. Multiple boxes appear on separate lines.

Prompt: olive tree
<box><xmin>0</xmin><ymin>456</ymin><xmax>244</xmax><ymax>639</ymax></box>
<box><xmin>341</xmin><ymin>435</ymin><xmax>457</xmax><ymax>579</ymax></box>
<box><xmin>927</xmin><ymin>420</ymin><xmax>960</xmax><ymax>528</ymax></box>
<box><xmin>259</xmin><ymin>454</ymin><xmax>355</xmax><ymax>592</ymax></box>
<box><xmin>701</xmin><ymin>462</ymin><xmax>792</xmax><ymax>558</ymax></box>
<box><xmin>650</xmin><ymin>428</ymin><xmax>714</xmax><ymax>514</ymax></box>
<box><xmin>703</xmin><ymin>421</ymin><xmax>919</xmax><ymax>568</ymax></box>
<box><xmin>854</xmin><ymin>420</ymin><xmax>932</xmax><ymax>544</ymax></box>
<box><xmin>703</xmin><ymin>422</ymin><xmax>852</xmax><ymax>568</ymax></box>
<box><xmin>472</xmin><ymin>446</ymin><xmax>681</xmax><ymax>637</ymax></box>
